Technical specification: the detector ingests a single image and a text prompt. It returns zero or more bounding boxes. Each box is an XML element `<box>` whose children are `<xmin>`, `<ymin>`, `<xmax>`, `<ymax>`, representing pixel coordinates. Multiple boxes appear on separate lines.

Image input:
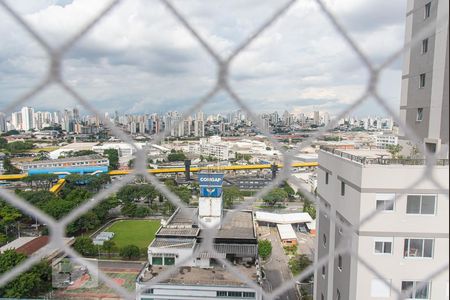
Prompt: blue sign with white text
<box><xmin>198</xmin><ymin>173</ymin><xmax>224</xmax><ymax>188</ymax></box>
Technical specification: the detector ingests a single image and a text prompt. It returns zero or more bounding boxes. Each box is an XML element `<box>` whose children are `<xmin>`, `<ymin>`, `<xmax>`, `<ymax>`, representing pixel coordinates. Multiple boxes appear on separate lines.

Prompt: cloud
<box><xmin>0</xmin><ymin>0</ymin><xmax>407</xmax><ymax>118</ymax></box>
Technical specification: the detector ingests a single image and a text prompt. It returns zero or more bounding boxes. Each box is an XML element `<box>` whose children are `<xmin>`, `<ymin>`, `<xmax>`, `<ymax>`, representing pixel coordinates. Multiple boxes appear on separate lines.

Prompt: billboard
<box><xmin>198</xmin><ymin>173</ymin><xmax>224</xmax><ymax>187</ymax></box>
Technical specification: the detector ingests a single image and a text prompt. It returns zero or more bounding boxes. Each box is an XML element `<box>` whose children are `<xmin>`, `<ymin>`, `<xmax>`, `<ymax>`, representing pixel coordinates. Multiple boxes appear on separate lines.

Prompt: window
<box><xmin>323</xmin><ymin>234</ymin><xmax>327</xmax><ymax>247</ymax></box>
<box><xmin>336</xmin><ymin>289</ymin><xmax>341</xmax><ymax>300</ymax></box>
<box><xmin>376</xmin><ymin>193</ymin><xmax>395</xmax><ymax>212</ymax></box>
<box><xmin>337</xmin><ymin>255</ymin><xmax>343</xmax><ymax>271</ymax></box>
<box><xmin>243</xmin><ymin>292</ymin><xmax>256</xmax><ymax>298</ymax></box>
<box><xmin>164</xmin><ymin>257</ymin><xmax>175</xmax><ymax>265</ymax></box>
<box><xmin>404</xmin><ymin>239</ymin><xmax>434</xmax><ymax>258</ymax></box>
<box><xmin>419</xmin><ymin>73</ymin><xmax>426</xmax><ymax>88</ymax></box>
<box><xmin>417</xmin><ymin>108</ymin><xmax>424</xmax><ymax>122</ymax></box>
<box><xmin>228</xmin><ymin>291</ymin><xmax>243</xmax><ymax>297</ymax></box>
<box><xmin>152</xmin><ymin>257</ymin><xmax>162</xmax><ymax>265</ymax></box>
<box><xmin>407</xmin><ymin>195</ymin><xmax>436</xmax><ymax>215</ymax></box>
<box><xmin>422</xmin><ymin>38</ymin><xmax>429</xmax><ymax>54</ymax></box>
<box><xmin>322</xmin><ymin>266</ymin><xmax>326</xmax><ymax>277</ymax></box>
<box><xmin>371</xmin><ymin>279</ymin><xmax>391</xmax><ymax>297</ymax></box>
<box><xmin>374</xmin><ymin>238</ymin><xmax>393</xmax><ymax>254</ymax></box>
<box><xmin>321</xmin><ymin>294</ymin><xmax>324</xmax><ymax>300</ymax></box>
<box><xmin>424</xmin><ymin>2</ymin><xmax>431</xmax><ymax>19</ymax></box>
<box><xmin>217</xmin><ymin>291</ymin><xmax>227</xmax><ymax>297</ymax></box>
<box><xmin>401</xmin><ymin>281</ymin><xmax>430</xmax><ymax>299</ymax></box>
<box><xmin>341</xmin><ymin>181</ymin><xmax>345</xmax><ymax>196</ymax></box>
<box><xmin>325</xmin><ymin>172</ymin><xmax>329</xmax><ymax>184</ymax></box>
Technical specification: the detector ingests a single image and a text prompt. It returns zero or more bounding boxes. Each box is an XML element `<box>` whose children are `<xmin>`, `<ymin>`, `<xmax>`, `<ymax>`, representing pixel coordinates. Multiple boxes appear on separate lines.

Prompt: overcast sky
<box><xmin>0</xmin><ymin>0</ymin><xmax>407</xmax><ymax>117</ymax></box>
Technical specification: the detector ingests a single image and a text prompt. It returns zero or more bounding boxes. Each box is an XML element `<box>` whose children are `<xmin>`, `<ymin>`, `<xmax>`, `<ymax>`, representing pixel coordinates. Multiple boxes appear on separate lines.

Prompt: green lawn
<box><xmin>105</xmin><ymin>220</ymin><xmax>160</xmax><ymax>249</ymax></box>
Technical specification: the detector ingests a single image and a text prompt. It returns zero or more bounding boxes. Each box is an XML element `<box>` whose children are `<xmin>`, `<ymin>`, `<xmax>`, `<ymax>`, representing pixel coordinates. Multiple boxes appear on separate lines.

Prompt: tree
<box><xmin>263</xmin><ymin>188</ymin><xmax>288</xmax><ymax>206</ymax></box>
<box><xmin>117</xmin><ymin>184</ymin><xmax>158</xmax><ymax>206</ymax></box>
<box><xmin>5</xmin><ymin>141</ymin><xmax>34</xmax><ymax>153</ymax></box>
<box><xmin>23</xmin><ymin>174</ymin><xmax>58</xmax><ymax>190</ymax></box>
<box><xmin>258</xmin><ymin>239</ymin><xmax>272</xmax><ymax>260</ymax></box>
<box><xmin>0</xmin><ymin>137</ymin><xmax>7</xmax><ymax>149</ymax></box>
<box><xmin>0</xmin><ymin>250</ymin><xmax>52</xmax><ymax>298</ymax></box>
<box><xmin>223</xmin><ymin>186</ymin><xmax>242</xmax><ymax>209</ymax></box>
<box><xmin>120</xmin><ymin>244</ymin><xmax>140</xmax><ymax>260</ymax></box>
<box><xmin>170</xmin><ymin>185</ymin><xmax>192</xmax><ymax>204</ymax></box>
<box><xmin>104</xmin><ymin>149</ymin><xmax>119</xmax><ymax>170</ymax></box>
<box><xmin>303</xmin><ymin>199</ymin><xmax>316</xmax><ymax>219</ymax></box>
<box><xmin>2</xmin><ymin>157</ymin><xmax>20</xmax><ymax>174</ymax></box>
<box><xmin>102</xmin><ymin>240</ymin><xmax>116</xmax><ymax>258</ymax></box>
<box><xmin>289</xmin><ymin>254</ymin><xmax>313</xmax><ymax>278</ymax></box>
<box><xmin>386</xmin><ymin>144</ymin><xmax>403</xmax><ymax>159</ymax></box>
<box><xmin>0</xmin><ymin>233</ymin><xmax>7</xmax><ymax>246</ymax></box>
<box><xmin>283</xmin><ymin>182</ymin><xmax>296</xmax><ymax>200</ymax></box>
<box><xmin>73</xmin><ymin>237</ymin><xmax>97</xmax><ymax>257</ymax></box>
<box><xmin>167</xmin><ymin>150</ymin><xmax>187</xmax><ymax>162</ymax></box>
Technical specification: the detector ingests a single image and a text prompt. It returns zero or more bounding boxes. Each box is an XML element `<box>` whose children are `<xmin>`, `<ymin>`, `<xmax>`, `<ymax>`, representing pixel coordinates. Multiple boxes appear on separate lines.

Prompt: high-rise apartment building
<box><xmin>315</xmin><ymin>1</ymin><xmax>449</xmax><ymax>299</ymax></box>
<box><xmin>0</xmin><ymin>113</ymin><xmax>6</xmax><ymax>133</ymax></box>
<box><xmin>314</xmin><ymin>147</ymin><xmax>448</xmax><ymax>299</ymax></box>
<box><xmin>399</xmin><ymin>0</ymin><xmax>449</xmax><ymax>156</ymax></box>
<box><xmin>21</xmin><ymin>106</ymin><xmax>34</xmax><ymax>131</ymax></box>
<box><xmin>194</xmin><ymin>111</ymin><xmax>205</xmax><ymax>137</ymax></box>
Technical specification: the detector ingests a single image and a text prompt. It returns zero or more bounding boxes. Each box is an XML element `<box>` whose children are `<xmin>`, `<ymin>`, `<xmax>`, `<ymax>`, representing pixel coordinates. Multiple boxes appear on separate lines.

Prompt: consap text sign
<box><xmin>198</xmin><ymin>173</ymin><xmax>224</xmax><ymax>187</ymax></box>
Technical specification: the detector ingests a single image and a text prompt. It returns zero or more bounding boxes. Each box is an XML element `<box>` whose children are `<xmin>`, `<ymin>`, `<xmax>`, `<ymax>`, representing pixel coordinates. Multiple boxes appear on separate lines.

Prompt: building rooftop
<box><xmin>138</xmin><ymin>263</ymin><xmax>258</xmax><ymax>287</ymax></box>
<box><xmin>22</xmin><ymin>154</ymin><xmax>106</xmax><ymax>165</ymax></box>
<box><xmin>320</xmin><ymin>146</ymin><xmax>449</xmax><ymax>166</ymax></box>
<box><xmin>213</xmin><ymin>211</ymin><xmax>255</xmax><ymax>240</ymax></box>
<box><xmin>168</xmin><ymin>207</ymin><xmax>198</xmax><ymax>226</ymax></box>
<box><xmin>150</xmin><ymin>238</ymin><xmax>196</xmax><ymax>249</ymax></box>
<box><xmin>156</xmin><ymin>227</ymin><xmax>200</xmax><ymax>238</ymax></box>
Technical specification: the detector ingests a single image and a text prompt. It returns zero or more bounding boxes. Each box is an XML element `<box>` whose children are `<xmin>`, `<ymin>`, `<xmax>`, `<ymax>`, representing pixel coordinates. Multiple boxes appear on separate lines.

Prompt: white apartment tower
<box><xmin>399</xmin><ymin>0</ymin><xmax>449</xmax><ymax>156</ymax></box>
<box><xmin>315</xmin><ymin>1</ymin><xmax>449</xmax><ymax>299</ymax></box>
<box><xmin>314</xmin><ymin>148</ymin><xmax>448</xmax><ymax>299</ymax></box>
<box><xmin>20</xmin><ymin>106</ymin><xmax>34</xmax><ymax>131</ymax></box>
<box><xmin>194</xmin><ymin>111</ymin><xmax>205</xmax><ymax>137</ymax></box>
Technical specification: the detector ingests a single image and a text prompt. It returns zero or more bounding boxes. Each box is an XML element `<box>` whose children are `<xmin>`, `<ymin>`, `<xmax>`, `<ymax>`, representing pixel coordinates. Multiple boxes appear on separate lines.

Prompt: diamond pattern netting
<box><xmin>0</xmin><ymin>0</ymin><xmax>448</xmax><ymax>299</ymax></box>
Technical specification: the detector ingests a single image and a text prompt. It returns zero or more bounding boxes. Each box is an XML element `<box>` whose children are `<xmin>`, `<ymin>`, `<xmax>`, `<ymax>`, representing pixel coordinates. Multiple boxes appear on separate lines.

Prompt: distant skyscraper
<box><xmin>0</xmin><ymin>113</ymin><xmax>6</xmax><ymax>133</ymax></box>
<box><xmin>11</xmin><ymin>112</ymin><xmax>22</xmax><ymax>130</ymax></box>
<box><xmin>21</xmin><ymin>106</ymin><xmax>34</xmax><ymax>131</ymax></box>
<box><xmin>314</xmin><ymin>111</ymin><xmax>320</xmax><ymax>125</ymax></box>
<box><xmin>73</xmin><ymin>107</ymin><xmax>80</xmax><ymax>120</ymax></box>
<box><xmin>194</xmin><ymin>111</ymin><xmax>205</xmax><ymax>137</ymax></box>
<box><xmin>399</xmin><ymin>0</ymin><xmax>449</xmax><ymax>155</ymax></box>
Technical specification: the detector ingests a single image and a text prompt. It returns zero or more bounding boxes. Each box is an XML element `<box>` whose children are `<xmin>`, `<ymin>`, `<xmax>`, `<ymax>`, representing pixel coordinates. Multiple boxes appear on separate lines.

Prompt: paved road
<box><xmin>262</xmin><ymin>228</ymin><xmax>299</xmax><ymax>300</ymax></box>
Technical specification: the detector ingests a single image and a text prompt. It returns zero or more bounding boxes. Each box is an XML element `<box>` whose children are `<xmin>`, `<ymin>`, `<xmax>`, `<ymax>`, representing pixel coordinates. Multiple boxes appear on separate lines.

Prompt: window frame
<box><xmin>374</xmin><ymin>237</ymin><xmax>394</xmax><ymax>255</ymax></box>
<box><xmin>404</xmin><ymin>238</ymin><xmax>434</xmax><ymax>259</ymax></box>
<box><xmin>417</xmin><ymin>108</ymin><xmax>424</xmax><ymax>122</ymax></box>
<box><xmin>337</xmin><ymin>255</ymin><xmax>343</xmax><ymax>271</ymax></box>
<box><xmin>406</xmin><ymin>194</ymin><xmax>436</xmax><ymax>215</ymax></box>
<box><xmin>419</xmin><ymin>73</ymin><xmax>426</xmax><ymax>88</ymax></box>
<box><xmin>401</xmin><ymin>281</ymin><xmax>431</xmax><ymax>299</ymax></box>
<box><xmin>422</xmin><ymin>38</ymin><xmax>429</xmax><ymax>54</ymax></box>
<box><xmin>375</xmin><ymin>193</ymin><xmax>396</xmax><ymax>212</ymax></box>
<box><xmin>341</xmin><ymin>181</ymin><xmax>345</xmax><ymax>196</ymax></box>
<box><xmin>424</xmin><ymin>2</ymin><xmax>431</xmax><ymax>19</ymax></box>
<box><xmin>325</xmin><ymin>172</ymin><xmax>329</xmax><ymax>185</ymax></box>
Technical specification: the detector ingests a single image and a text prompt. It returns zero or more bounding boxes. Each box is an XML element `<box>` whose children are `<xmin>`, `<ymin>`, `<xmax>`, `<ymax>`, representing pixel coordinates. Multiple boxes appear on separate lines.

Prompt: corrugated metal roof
<box><xmin>277</xmin><ymin>224</ymin><xmax>297</xmax><ymax>240</ymax></box>
<box><xmin>255</xmin><ymin>211</ymin><xmax>313</xmax><ymax>224</ymax></box>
